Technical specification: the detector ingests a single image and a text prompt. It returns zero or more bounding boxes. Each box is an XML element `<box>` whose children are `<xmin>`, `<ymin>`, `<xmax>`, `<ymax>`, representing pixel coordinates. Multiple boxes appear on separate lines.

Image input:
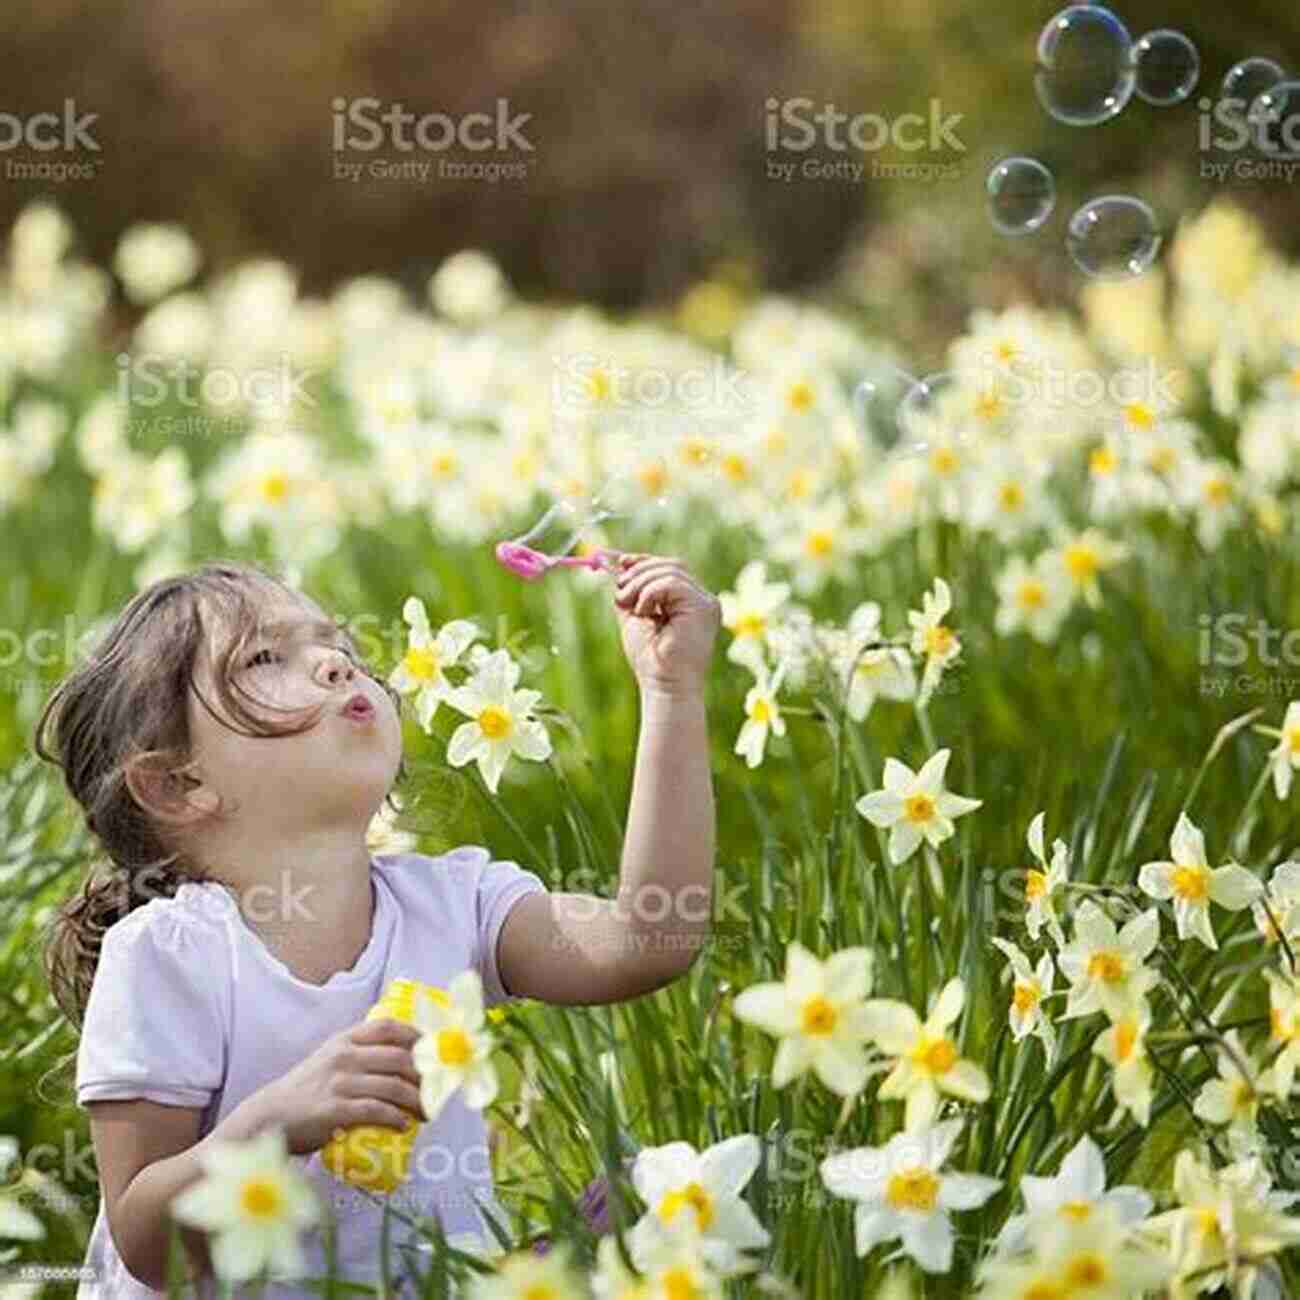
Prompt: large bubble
<box><xmin>1066</xmin><ymin>196</ymin><xmax>1162</xmax><ymax>280</ymax></box>
<box><xmin>1221</xmin><ymin>57</ymin><xmax>1286</xmax><ymax>125</ymax></box>
<box><xmin>1132</xmin><ymin>29</ymin><xmax>1199</xmax><ymax>106</ymax></box>
<box><xmin>1035</xmin><ymin>5</ymin><xmax>1137</xmax><ymax>126</ymax></box>
<box><xmin>1251</xmin><ymin>80</ymin><xmax>1300</xmax><ymax>159</ymax></box>
<box><xmin>986</xmin><ymin>157</ymin><xmax>1057</xmax><ymax>235</ymax></box>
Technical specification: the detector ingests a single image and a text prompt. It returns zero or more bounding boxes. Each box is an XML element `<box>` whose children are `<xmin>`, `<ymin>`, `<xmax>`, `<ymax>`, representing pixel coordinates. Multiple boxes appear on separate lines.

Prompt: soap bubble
<box><xmin>1250</xmin><ymin>80</ymin><xmax>1300</xmax><ymax>158</ymax></box>
<box><xmin>852</xmin><ymin>362</ymin><xmax>921</xmax><ymax>452</ymax></box>
<box><xmin>1035</xmin><ymin>5</ymin><xmax>1137</xmax><ymax>126</ymax></box>
<box><xmin>1066</xmin><ymin>195</ymin><xmax>1162</xmax><ymax>280</ymax></box>
<box><xmin>896</xmin><ymin>372</ymin><xmax>979</xmax><ymax>462</ymax></box>
<box><xmin>986</xmin><ymin>157</ymin><xmax>1056</xmax><ymax>235</ymax></box>
<box><xmin>1132</xmin><ymin>29</ymin><xmax>1199</xmax><ymax>105</ymax></box>
<box><xmin>1221</xmin><ymin>57</ymin><xmax>1285</xmax><ymax>125</ymax></box>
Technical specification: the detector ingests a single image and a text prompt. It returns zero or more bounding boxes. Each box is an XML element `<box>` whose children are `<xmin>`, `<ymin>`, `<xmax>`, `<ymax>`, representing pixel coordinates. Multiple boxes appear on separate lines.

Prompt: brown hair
<box><xmin>34</xmin><ymin>560</ymin><xmax>405</xmax><ymax>1029</ymax></box>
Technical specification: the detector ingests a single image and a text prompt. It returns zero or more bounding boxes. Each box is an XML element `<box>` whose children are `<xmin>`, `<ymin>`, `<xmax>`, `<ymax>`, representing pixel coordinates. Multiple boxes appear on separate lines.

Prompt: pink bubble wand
<box><xmin>494</xmin><ymin>495</ymin><xmax>626</xmax><ymax>582</ymax></box>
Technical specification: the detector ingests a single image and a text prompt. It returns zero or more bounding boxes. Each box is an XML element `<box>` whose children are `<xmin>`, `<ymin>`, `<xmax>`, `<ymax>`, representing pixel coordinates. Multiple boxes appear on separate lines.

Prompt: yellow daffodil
<box><xmin>1023</xmin><ymin>811</ymin><xmax>1070</xmax><ymax>947</ymax></box>
<box><xmin>388</xmin><ymin>595</ymin><xmax>482</xmax><ymax>731</ymax></box>
<box><xmin>1056</xmin><ymin>901</ymin><xmax>1159</xmax><ymax>1021</ymax></box>
<box><xmin>856</xmin><ymin>748</ymin><xmax>982</xmax><ymax>866</ymax></box>
<box><xmin>410</xmin><ymin>970</ymin><xmax>499</xmax><ymax>1123</ymax></box>
<box><xmin>1092</xmin><ymin>1003</ymin><xmax>1155</xmax><ymax>1127</ymax></box>
<box><xmin>990</xmin><ymin>938</ymin><xmax>1055</xmax><ymax>1059</ymax></box>
<box><xmin>907</xmin><ymin>577</ymin><xmax>961</xmax><ymax>707</ymax></box>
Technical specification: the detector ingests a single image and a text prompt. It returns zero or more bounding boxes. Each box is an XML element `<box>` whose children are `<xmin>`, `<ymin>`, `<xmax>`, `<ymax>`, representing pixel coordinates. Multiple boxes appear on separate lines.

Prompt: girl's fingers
<box><xmin>615</xmin><ymin>565</ymin><xmax>686</xmax><ymax>607</ymax></box>
<box><xmin>628</xmin><ymin>575</ymin><xmax>683</xmax><ymax>618</ymax></box>
<box><xmin>616</xmin><ymin>554</ymin><xmax>683</xmax><ymax>582</ymax></box>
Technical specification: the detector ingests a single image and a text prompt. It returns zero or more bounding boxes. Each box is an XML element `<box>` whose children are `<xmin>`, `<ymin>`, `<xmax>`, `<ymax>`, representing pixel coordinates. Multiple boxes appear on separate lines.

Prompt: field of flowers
<box><xmin>3</xmin><ymin>196</ymin><xmax>1300</xmax><ymax>1296</ymax></box>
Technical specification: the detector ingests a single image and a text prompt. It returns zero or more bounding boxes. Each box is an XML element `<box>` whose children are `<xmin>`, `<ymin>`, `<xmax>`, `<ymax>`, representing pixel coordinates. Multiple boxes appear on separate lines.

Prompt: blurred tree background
<box><xmin>1</xmin><ymin>0</ymin><xmax>1298</xmax><ymax>358</ymax></box>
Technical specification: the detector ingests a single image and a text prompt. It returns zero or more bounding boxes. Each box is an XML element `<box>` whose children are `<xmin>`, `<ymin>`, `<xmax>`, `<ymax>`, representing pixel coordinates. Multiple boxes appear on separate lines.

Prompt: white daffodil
<box><xmin>731</xmin><ymin>941</ymin><xmax>876</xmax><ymax>1097</ymax></box>
<box><xmin>1056</xmin><ymin>901</ymin><xmax>1159</xmax><ymax>1022</ymax></box>
<box><xmin>628</xmin><ymin>1136</ymin><xmax>771</xmax><ymax>1277</ymax></box>
<box><xmin>993</xmin><ymin>554</ymin><xmax>1072</xmax><ymax>644</ymax></box>
<box><xmin>464</xmin><ymin>1241</ymin><xmax>585</xmax><ymax>1300</ymax></box>
<box><xmin>907</xmin><ymin>577</ymin><xmax>961</xmax><ymax>708</ymax></box>
<box><xmin>1042</xmin><ymin>529</ymin><xmax>1126</xmax><ymax>610</ymax></box>
<box><xmin>1092</xmin><ymin>1003</ymin><xmax>1154</xmax><ymax>1127</ymax></box>
<box><xmin>862</xmin><ymin>978</ymin><xmax>991</xmax><ymax>1132</ymax></box>
<box><xmin>734</xmin><ymin>660</ymin><xmax>788</xmax><ymax>769</ymax></box>
<box><xmin>992</xmin><ymin>1134</ymin><xmax>1153</xmax><ymax>1258</ymax></box>
<box><xmin>719</xmin><ymin>560</ymin><xmax>791</xmax><ymax>675</ymax></box>
<box><xmin>989</xmin><ymin>938</ymin><xmax>1055</xmax><ymax>1059</ymax></box>
<box><xmin>114</xmin><ymin>222</ymin><xmax>202</xmax><ymax>304</ymax></box>
<box><xmin>1252</xmin><ymin>860</ymin><xmax>1300</xmax><ymax>946</ymax></box>
<box><xmin>1137</xmin><ymin>813</ymin><xmax>1263</xmax><ymax>951</ymax></box>
<box><xmin>91</xmin><ymin>446</ymin><xmax>195</xmax><ymax>552</ymax></box>
<box><xmin>1023</xmin><ymin>812</ymin><xmax>1070</xmax><ymax>948</ymax></box>
<box><xmin>855</xmin><ymin>749</ymin><xmax>982</xmax><ymax>867</ymax></box>
<box><xmin>819</xmin><ymin>1120</ymin><xmax>1000</xmax><ymax>1273</ymax></box>
<box><xmin>169</xmin><ymin>1127</ymin><xmax>320</xmax><ymax>1286</ymax></box>
<box><xmin>1263</xmin><ymin>967</ymin><xmax>1300</xmax><ymax>1099</ymax></box>
<box><xmin>388</xmin><ymin>596</ymin><xmax>482</xmax><ymax>731</ymax></box>
<box><xmin>1193</xmin><ymin>1030</ymin><xmax>1275</xmax><ymax>1147</ymax></box>
<box><xmin>0</xmin><ymin>1137</ymin><xmax>43</xmax><ymax>1243</ymax></box>
<box><xmin>1269</xmin><ymin>701</ymin><xmax>1300</xmax><ymax>800</ymax></box>
<box><xmin>833</xmin><ymin>601</ymin><xmax>915</xmax><ymax>722</ymax></box>
<box><xmin>593</xmin><ymin>1231</ymin><xmax>725</xmax><ymax>1300</ymax></box>
<box><xmin>442</xmin><ymin>649</ymin><xmax>552</xmax><ymax>795</ymax></box>
<box><xmin>981</xmin><ymin>1201</ymin><xmax>1170</xmax><ymax>1300</ymax></box>
<box><xmin>411</xmin><ymin>970</ymin><xmax>500</xmax><ymax>1123</ymax></box>
<box><xmin>768</xmin><ymin>496</ymin><xmax>872</xmax><ymax>597</ymax></box>
<box><xmin>1138</xmin><ymin>1151</ymin><xmax>1300</xmax><ymax>1300</ymax></box>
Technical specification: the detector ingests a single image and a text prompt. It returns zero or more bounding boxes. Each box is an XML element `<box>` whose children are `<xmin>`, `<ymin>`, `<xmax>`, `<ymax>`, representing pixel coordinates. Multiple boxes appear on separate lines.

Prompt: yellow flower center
<box><xmin>1063</xmin><ymin>544</ymin><xmax>1098</xmax><ymax>581</ymax></box>
<box><xmin>1025</xmin><ymin>870</ymin><xmax>1047</xmax><ymax>901</ymax></box>
<box><xmin>1017</xmin><ymin>580</ymin><xmax>1046</xmax><ymax>611</ymax></box>
<box><xmin>1231</xmin><ymin>1078</ymin><xmax>1256</xmax><ymax>1109</ymax></box>
<box><xmin>259</xmin><ymin>472</ymin><xmax>289</xmax><ymax>503</ymax></box>
<box><xmin>1062</xmin><ymin>1252</ymin><xmax>1108</xmax><ymax>1288</ymax></box>
<box><xmin>522</xmin><ymin>1287</ymin><xmax>560</xmax><ymax>1300</ymax></box>
<box><xmin>1089</xmin><ymin>446</ymin><xmax>1117</xmax><ymax>475</ymax></box>
<box><xmin>801</xmin><ymin>996</ymin><xmax>838</xmax><ymax>1037</ymax></box>
<box><xmin>659</xmin><ymin>1182</ymin><xmax>715</xmax><ymax>1231</ymax></box>
<box><xmin>1123</xmin><ymin>402</ymin><xmax>1155</xmax><ymax>431</ymax></box>
<box><xmin>402</xmin><ymin>645</ymin><xmax>441</xmax><ymax>682</ymax></box>
<box><xmin>1203</xmin><ymin>475</ymin><xmax>1232</xmax><ymax>506</ymax></box>
<box><xmin>1171</xmin><ymin>865</ymin><xmax>1210</xmax><ymax>902</ymax></box>
<box><xmin>431</xmin><ymin>451</ymin><xmax>458</xmax><ymax>478</ymax></box>
<box><xmin>1060</xmin><ymin>1200</ymin><xmax>1092</xmax><ymax>1221</ymax></box>
<box><xmin>994</xmin><ymin>340</ymin><xmax>1018</xmax><ymax>363</ymax></box>
<box><xmin>733</xmin><ymin>613</ymin><xmax>766</xmax><ymax>639</ymax></box>
<box><xmin>748</xmin><ymin>697</ymin><xmax>772</xmax><ymax>724</ymax></box>
<box><xmin>930</xmin><ymin>446</ymin><xmax>959</xmax><ymax>475</ymax></box>
<box><xmin>997</xmin><ymin>482</ymin><xmax>1024</xmax><ymax>511</ymax></box>
<box><xmin>437</xmin><ymin>1026</ymin><xmax>472</xmax><ymax>1066</ymax></box>
<box><xmin>662</xmin><ymin>1270</ymin><xmax>703</xmax><ymax>1300</ymax></box>
<box><xmin>721</xmin><ymin>453</ymin><xmax>750</xmax><ymax>482</ymax></box>
<box><xmin>239</xmin><ymin>1177</ymin><xmax>283</xmax><ymax>1220</ymax></box>
<box><xmin>804</xmin><ymin>528</ymin><xmax>834</xmax><ymax>558</ymax></box>
<box><xmin>585</xmin><ymin>369</ymin><xmax>612</xmax><ymax>403</ymax></box>
<box><xmin>680</xmin><ymin>438</ymin><xmax>714</xmax><ymax>467</ymax></box>
<box><xmin>974</xmin><ymin>389</ymin><xmax>1004</xmax><ymax>421</ymax></box>
<box><xmin>885</xmin><ymin>1167</ymin><xmax>940</xmax><ymax>1212</ymax></box>
<box><xmin>1114</xmin><ymin>1017</ymin><xmax>1138</xmax><ymax>1062</ymax></box>
<box><xmin>1285</xmin><ymin>726</ymin><xmax>1300</xmax><ymax>756</ymax></box>
<box><xmin>924</xmin><ymin>624</ymin><xmax>955</xmax><ymax>657</ymax></box>
<box><xmin>787</xmin><ymin>467</ymin><xmax>814</xmax><ymax>501</ymax></box>
<box><xmin>763</xmin><ymin>427</ymin><xmax>790</xmax><ymax>456</ymax></box>
<box><xmin>1196</xmin><ymin>1206</ymin><xmax>1221</xmax><ymax>1237</ymax></box>
<box><xmin>638</xmin><ymin>462</ymin><xmax>668</xmax><ymax>495</ymax></box>
<box><xmin>478</xmin><ymin>705</ymin><xmax>513</xmax><ymax>740</ymax></box>
<box><xmin>510</xmin><ymin>451</ymin><xmax>538</xmax><ymax>480</ymax></box>
<box><xmin>1023</xmin><ymin>1283</ymin><xmax>1067</xmax><ymax>1300</ymax></box>
<box><xmin>1012</xmin><ymin>982</ymin><xmax>1040</xmax><ymax>1014</ymax></box>
<box><xmin>786</xmin><ymin>380</ymin><xmax>815</xmax><ymax>412</ymax></box>
<box><xmin>1087</xmin><ymin>951</ymin><xmax>1125</xmax><ymax>984</ymax></box>
<box><xmin>914</xmin><ymin>1035</ymin><xmax>957</xmax><ymax>1075</ymax></box>
<box><xmin>903</xmin><ymin>793</ymin><xmax>936</xmax><ymax>825</ymax></box>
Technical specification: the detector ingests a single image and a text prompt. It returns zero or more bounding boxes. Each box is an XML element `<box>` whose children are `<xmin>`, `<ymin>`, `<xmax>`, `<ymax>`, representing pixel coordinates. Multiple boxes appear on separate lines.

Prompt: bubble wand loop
<box><xmin>494</xmin><ymin>491</ymin><xmax>627</xmax><ymax>581</ymax></box>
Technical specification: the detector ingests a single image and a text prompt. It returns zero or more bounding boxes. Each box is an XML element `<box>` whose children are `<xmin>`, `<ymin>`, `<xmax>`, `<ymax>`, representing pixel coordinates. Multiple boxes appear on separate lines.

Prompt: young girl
<box><xmin>36</xmin><ymin>555</ymin><xmax>721</xmax><ymax>1297</ymax></box>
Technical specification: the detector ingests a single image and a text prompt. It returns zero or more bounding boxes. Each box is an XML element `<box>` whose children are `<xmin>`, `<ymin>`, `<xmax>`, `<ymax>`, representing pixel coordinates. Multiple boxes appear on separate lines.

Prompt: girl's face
<box><xmin>185</xmin><ymin>590</ymin><xmax>403</xmax><ymax>836</ymax></box>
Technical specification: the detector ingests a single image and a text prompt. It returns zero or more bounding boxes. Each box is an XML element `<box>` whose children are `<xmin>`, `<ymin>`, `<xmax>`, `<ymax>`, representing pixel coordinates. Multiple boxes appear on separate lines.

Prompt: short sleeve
<box><xmin>465</xmin><ymin>849</ymin><xmax>547</xmax><ymax>1008</ymax></box>
<box><xmin>76</xmin><ymin>905</ymin><xmax>229</xmax><ymax>1110</ymax></box>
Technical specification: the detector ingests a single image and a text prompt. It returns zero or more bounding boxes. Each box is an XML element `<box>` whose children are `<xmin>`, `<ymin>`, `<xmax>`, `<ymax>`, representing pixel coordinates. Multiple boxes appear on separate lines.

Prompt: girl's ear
<box><xmin>124</xmin><ymin>754</ymin><xmax>220</xmax><ymax>825</ymax></box>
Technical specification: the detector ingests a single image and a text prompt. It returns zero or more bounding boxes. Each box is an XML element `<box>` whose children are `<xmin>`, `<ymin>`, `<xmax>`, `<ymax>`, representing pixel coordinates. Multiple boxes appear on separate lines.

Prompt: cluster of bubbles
<box><xmin>849</xmin><ymin>11</ymin><xmax>1298</xmax><ymax>460</ymax></box>
<box><xmin>985</xmin><ymin>7</ymin><xmax>1295</xmax><ymax>282</ymax></box>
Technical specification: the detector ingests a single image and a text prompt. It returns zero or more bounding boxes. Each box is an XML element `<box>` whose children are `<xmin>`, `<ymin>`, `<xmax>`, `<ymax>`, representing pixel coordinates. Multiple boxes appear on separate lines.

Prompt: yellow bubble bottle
<box><xmin>321</xmin><ymin>977</ymin><xmax>443</xmax><ymax>1193</ymax></box>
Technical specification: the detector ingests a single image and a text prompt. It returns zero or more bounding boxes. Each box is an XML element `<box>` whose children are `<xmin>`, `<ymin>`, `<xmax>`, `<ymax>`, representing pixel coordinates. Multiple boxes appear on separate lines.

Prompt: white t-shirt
<box><xmin>74</xmin><ymin>846</ymin><xmax>548</xmax><ymax>1298</ymax></box>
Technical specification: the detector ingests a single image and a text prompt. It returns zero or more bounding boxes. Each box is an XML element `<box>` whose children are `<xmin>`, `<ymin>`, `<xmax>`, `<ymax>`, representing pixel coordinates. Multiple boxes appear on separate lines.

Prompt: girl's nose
<box><xmin>315</xmin><ymin>647</ymin><xmax>356</xmax><ymax>688</ymax></box>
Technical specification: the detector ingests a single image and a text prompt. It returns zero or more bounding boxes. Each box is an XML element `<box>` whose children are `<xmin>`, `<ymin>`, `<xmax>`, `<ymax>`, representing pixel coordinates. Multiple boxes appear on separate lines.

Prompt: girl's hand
<box><xmin>254</xmin><ymin>1018</ymin><xmax>425</xmax><ymax>1156</ymax></box>
<box><xmin>611</xmin><ymin>553</ymin><xmax>721</xmax><ymax>696</ymax></box>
